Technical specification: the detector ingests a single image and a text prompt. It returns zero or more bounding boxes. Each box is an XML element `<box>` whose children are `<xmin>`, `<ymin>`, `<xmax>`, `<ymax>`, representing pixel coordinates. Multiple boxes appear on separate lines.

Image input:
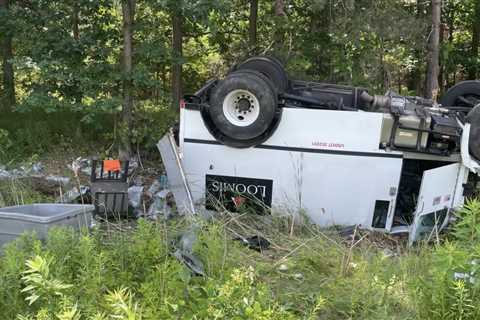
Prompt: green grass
<box><xmin>0</xmin><ymin>178</ymin><xmax>53</xmax><ymax>207</ymax></box>
<box><xmin>0</xmin><ymin>200</ymin><xmax>479</xmax><ymax>319</ymax></box>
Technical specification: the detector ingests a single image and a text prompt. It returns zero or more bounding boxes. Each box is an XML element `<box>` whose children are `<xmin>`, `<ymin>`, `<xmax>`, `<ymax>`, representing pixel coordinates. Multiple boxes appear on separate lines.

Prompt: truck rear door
<box><xmin>409</xmin><ymin>163</ymin><xmax>465</xmax><ymax>244</ymax></box>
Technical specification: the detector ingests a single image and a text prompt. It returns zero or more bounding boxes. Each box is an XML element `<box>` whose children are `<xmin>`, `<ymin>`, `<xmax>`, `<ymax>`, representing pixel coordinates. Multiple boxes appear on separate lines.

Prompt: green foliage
<box><xmin>406</xmin><ymin>242</ymin><xmax>480</xmax><ymax>320</ymax></box>
<box><xmin>452</xmin><ymin>199</ymin><xmax>480</xmax><ymax>244</ymax></box>
<box><xmin>0</xmin><ymin>128</ymin><xmax>13</xmax><ymax>160</ymax></box>
<box><xmin>0</xmin><ymin>206</ymin><xmax>480</xmax><ymax>319</ymax></box>
<box><xmin>204</xmin><ymin>266</ymin><xmax>295</xmax><ymax>320</ymax></box>
<box><xmin>0</xmin><ymin>178</ymin><xmax>52</xmax><ymax>207</ymax></box>
<box><xmin>0</xmin><ymin>221</ymin><xmax>301</xmax><ymax>319</ymax></box>
<box><xmin>21</xmin><ymin>255</ymin><xmax>73</xmax><ymax>306</ymax></box>
<box><xmin>401</xmin><ymin>200</ymin><xmax>480</xmax><ymax>320</ymax></box>
<box><xmin>2</xmin><ymin>0</ymin><xmax>480</xmax><ymax>161</ymax></box>
<box><xmin>104</xmin><ymin>288</ymin><xmax>143</xmax><ymax>320</ymax></box>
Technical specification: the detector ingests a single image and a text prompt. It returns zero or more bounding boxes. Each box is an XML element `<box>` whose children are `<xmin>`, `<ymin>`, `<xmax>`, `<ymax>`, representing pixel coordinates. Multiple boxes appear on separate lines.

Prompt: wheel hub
<box><xmin>223</xmin><ymin>89</ymin><xmax>260</xmax><ymax>127</ymax></box>
<box><xmin>237</xmin><ymin>98</ymin><xmax>252</xmax><ymax>112</ymax></box>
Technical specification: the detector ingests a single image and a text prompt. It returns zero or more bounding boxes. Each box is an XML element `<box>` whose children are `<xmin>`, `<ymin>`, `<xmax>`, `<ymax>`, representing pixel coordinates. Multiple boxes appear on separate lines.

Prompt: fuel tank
<box><xmin>381</xmin><ymin>113</ymin><xmax>430</xmax><ymax>149</ymax></box>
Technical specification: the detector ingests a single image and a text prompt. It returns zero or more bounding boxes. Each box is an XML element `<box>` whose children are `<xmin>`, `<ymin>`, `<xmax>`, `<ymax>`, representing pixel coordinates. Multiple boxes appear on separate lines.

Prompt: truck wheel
<box><xmin>207</xmin><ymin>70</ymin><xmax>278</xmax><ymax>144</ymax></box>
<box><xmin>234</xmin><ymin>56</ymin><xmax>289</xmax><ymax>93</ymax></box>
<box><xmin>441</xmin><ymin>81</ymin><xmax>480</xmax><ymax>110</ymax></box>
<box><xmin>467</xmin><ymin>105</ymin><xmax>480</xmax><ymax>161</ymax></box>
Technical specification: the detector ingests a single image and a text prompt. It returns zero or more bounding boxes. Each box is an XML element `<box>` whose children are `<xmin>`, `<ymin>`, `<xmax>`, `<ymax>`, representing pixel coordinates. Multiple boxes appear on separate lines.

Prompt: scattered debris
<box><xmin>146</xmin><ymin>175</ymin><xmax>168</xmax><ymax>198</ymax></box>
<box><xmin>338</xmin><ymin>225</ymin><xmax>357</xmax><ymax>240</ymax></box>
<box><xmin>278</xmin><ymin>264</ymin><xmax>289</xmax><ymax>272</ymax></box>
<box><xmin>147</xmin><ymin>178</ymin><xmax>162</xmax><ymax>197</ymax></box>
<box><xmin>45</xmin><ymin>175</ymin><xmax>70</xmax><ymax>186</ymax></box>
<box><xmin>234</xmin><ymin>235</ymin><xmax>271</xmax><ymax>252</ymax></box>
<box><xmin>57</xmin><ymin>186</ymin><xmax>90</xmax><ymax>204</ymax></box>
<box><xmin>454</xmin><ymin>272</ymin><xmax>476</xmax><ymax>284</ymax></box>
<box><xmin>71</xmin><ymin>157</ymin><xmax>91</xmax><ymax>177</ymax></box>
<box><xmin>28</xmin><ymin>162</ymin><xmax>44</xmax><ymax>175</ymax></box>
<box><xmin>128</xmin><ymin>186</ymin><xmax>144</xmax><ymax>209</ymax></box>
<box><xmin>146</xmin><ymin>189</ymin><xmax>174</xmax><ymax>220</ymax></box>
<box><xmin>1</xmin><ymin>156</ymin><xmax>173</xmax><ymax>221</ymax></box>
<box><xmin>128</xmin><ymin>158</ymin><xmax>140</xmax><ymax>174</ymax></box>
<box><xmin>454</xmin><ymin>259</ymin><xmax>479</xmax><ymax>284</ymax></box>
<box><xmin>173</xmin><ymin>225</ymin><xmax>205</xmax><ymax>276</ymax></box>
<box><xmin>0</xmin><ymin>164</ymin><xmax>35</xmax><ymax>179</ymax></box>
<box><xmin>173</xmin><ymin>250</ymin><xmax>205</xmax><ymax>276</ymax></box>
<box><xmin>293</xmin><ymin>273</ymin><xmax>304</xmax><ymax>280</ymax></box>
<box><xmin>382</xmin><ymin>248</ymin><xmax>396</xmax><ymax>258</ymax></box>
<box><xmin>0</xmin><ymin>168</ymin><xmax>11</xmax><ymax>179</ymax></box>
<box><xmin>132</xmin><ymin>175</ymin><xmax>144</xmax><ymax>187</ymax></box>
<box><xmin>177</xmin><ymin>226</ymin><xmax>199</xmax><ymax>253</ymax></box>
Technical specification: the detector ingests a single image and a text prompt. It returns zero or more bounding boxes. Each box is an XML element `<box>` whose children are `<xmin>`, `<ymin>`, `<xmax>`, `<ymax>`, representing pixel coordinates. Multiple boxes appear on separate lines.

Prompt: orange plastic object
<box><xmin>103</xmin><ymin>160</ymin><xmax>121</xmax><ymax>172</ymax></box>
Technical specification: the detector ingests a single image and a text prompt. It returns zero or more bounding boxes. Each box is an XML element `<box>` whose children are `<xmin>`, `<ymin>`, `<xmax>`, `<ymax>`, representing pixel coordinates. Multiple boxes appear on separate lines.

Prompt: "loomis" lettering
<box><xmin>210</xmin><ymin>181</ymin><xmax>267</xmax><ymax>198</ymax></box>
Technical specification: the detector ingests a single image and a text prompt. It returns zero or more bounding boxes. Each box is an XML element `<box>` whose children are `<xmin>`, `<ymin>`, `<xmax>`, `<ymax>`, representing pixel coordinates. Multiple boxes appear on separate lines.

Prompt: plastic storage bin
<box><xmin>0</xmin><ymin>204</ymin><xmax>94</xmax><ymax>248</ymax></box>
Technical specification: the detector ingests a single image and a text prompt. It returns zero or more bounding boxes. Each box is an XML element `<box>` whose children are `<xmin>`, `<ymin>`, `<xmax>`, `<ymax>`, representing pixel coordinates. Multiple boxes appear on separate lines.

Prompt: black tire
<box><xmin>441</xmin><ymin>81</ymin><xmax>480</xmax><ymax>110</ymax></box>
<box><xmin>206</xmin><ymin>71</ymin><xmax>278</xmax><ymax>146</ymax></box>
<box><xmin>467</xmin><ymin>105</ymin><xmax>480</xmax><ymax>161</ymax></box>
<box><xmin>234</xmin><ymin>56</ymin><xmax>289</xmax><ymax>93</ymax></box>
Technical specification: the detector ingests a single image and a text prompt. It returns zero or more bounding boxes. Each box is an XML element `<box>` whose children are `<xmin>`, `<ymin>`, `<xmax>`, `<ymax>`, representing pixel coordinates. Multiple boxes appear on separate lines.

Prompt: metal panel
<box><xmin>182</xmin><ymin>140</ymin><xmax>403</xmax><ymax>229</ymax></box>
<box><xmin>409</xmin><ymin>163</ymin><xmax>461</xmax><ymax>243</ymax></box>
<box><xmin>299</xmin><ymin>152</ymin><xmax>402</xmax><ymax>228</ymax></box>
<box><xmin>416</xmin><ymin>163</ymin><xmax>460</xmax><ymax>214</ymax></box>
<box><xmin>460</xmin><ymin>122</ymin><xmax>480</xmax><ymax>175</ymax></box>
<box><xmin>183</xmin><ymin>108</ymin><xmax>386</xmax><ymax>153</ymax></box>
<box><xmin>157</xmin><ymin>133</ymin><xmax>195</xmax><ymax>216</ymax></box>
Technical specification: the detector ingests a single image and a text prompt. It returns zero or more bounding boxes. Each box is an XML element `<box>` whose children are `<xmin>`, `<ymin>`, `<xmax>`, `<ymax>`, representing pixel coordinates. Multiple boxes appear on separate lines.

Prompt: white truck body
<box><xmin>158</xmin><ymin>105</ymin><xmax>479</xmax><ymax>243</ymax></box>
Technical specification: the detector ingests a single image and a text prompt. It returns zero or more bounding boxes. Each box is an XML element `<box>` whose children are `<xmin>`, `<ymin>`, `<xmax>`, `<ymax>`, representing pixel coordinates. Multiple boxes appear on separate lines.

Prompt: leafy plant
<box><xmin>453</xmin><ymin>199</ymin><xmax>480</xmax><ymax>244</ymax></box>
<box><xmin>104</xmin><ymin>287</ymin><xmax>143</xmax><ymax>320</ymax></box>
<box><xmin>21</xmin><ymin>255</ymin><xmax>73</xmax><ymax>306</ymax></box>
<box><xmin>0</xmin><ymin>128</ymin><xmax>13</xmax><ymax>159</ymax></box>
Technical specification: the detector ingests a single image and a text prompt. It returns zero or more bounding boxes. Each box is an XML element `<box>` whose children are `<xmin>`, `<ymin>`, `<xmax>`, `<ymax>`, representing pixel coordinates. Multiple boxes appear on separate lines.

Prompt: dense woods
<box><xmin>2</xmin><ymin>2</ymin><xmax>480</xmax><ymax>319</ymax></box>
<box><xmin>1</xmin><ymin>0</ymin><xmax>480</xmax><ymax>157</ymax></box>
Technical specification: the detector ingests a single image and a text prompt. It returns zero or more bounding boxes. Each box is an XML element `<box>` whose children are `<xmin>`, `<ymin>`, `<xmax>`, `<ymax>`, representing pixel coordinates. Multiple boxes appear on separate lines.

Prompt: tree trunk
<box><xmin>249</xmin><ymin>0</ymin><xmax>258</xmax><ymax>52</ymax></box>
<box><xmin>0</xmin><ymin>0</ymin><xmax>15</xmax><ymax>111</ymax></box>
<box><xmin>468</xmin><ymin>0</ymin><xmax>480</xmax><ymax>80</ymax></box>
<box><xmin>309</xmin><ymin>0</ymin><xmax>331</xmax><ymax>81</ymax></box>
<box><xmin>71</xmin><ymin>2</ymin><xmax>82</xmax><ymax>104</ymax></box>
<box><xmin>407</xmin><ymin>0</ymin><xmax>425</xmax><ymax>94</ymax></box>
<box><xmin>273</xmin><ymin>0</ymin><xmax>286</xmax><ymax>53</ymax></box>
<box><xmin>274</xmin><ymin>0</ymin><xmax>285</xmax><ymax>19</ymax></box>
<box><xmin>424</xmin><ymin>0</ymin><xmax>441</xmax><ymax>100</ymax></box>
<box><xmin>446</xmin><ymin>3</ymin><xmax>455</xmax><ymax>88</ymax></box>
<box><xmin>439</xmin><ymin>23</ymin><xmax>445</xmax><ymax>92</ymax></box>
<box><xmin>171</xmin><ymin>3</ymin><xmax>183</xmax><ymax>110</ymax></box>
<box><xmin>72</xmin><ymin>2</ymin><xmax>80</xmax><ymax>41</ymax></box>
<box><xmin>119</xmin><ymin>0</ymin><xmax>136</xmax><ymax>160</ymax></box>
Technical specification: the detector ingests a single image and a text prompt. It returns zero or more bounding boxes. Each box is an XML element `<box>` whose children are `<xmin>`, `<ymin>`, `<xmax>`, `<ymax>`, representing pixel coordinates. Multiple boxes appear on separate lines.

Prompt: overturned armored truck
<box><xmin>158</xmin><ymin>56</ymin><xmax>480</xmax><ymax>243</ymax></box>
